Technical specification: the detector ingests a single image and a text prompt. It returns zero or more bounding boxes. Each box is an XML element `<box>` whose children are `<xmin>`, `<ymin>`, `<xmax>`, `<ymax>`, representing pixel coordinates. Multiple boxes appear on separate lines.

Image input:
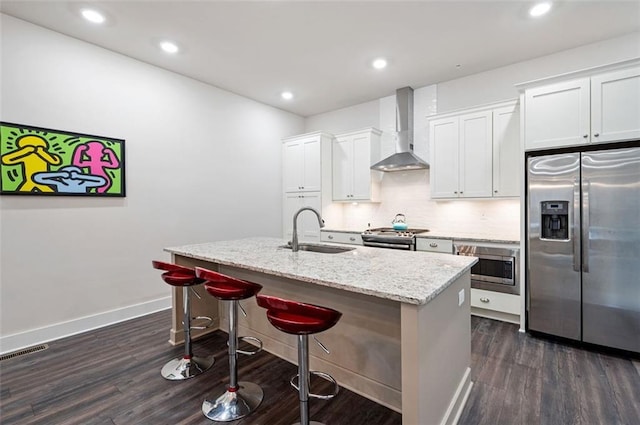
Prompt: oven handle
<box><xmin>362</xmin><ymin>241</ymin><xmax>412</xmax><ymax>250</ymax></box>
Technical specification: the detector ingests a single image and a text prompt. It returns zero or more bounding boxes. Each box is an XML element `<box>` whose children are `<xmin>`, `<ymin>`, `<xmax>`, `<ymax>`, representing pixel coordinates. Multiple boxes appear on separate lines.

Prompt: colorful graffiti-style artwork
<box><xmin>0</xmin><ymin>122</ymin><xmax>125</xmax><ymax>196</ymax></box>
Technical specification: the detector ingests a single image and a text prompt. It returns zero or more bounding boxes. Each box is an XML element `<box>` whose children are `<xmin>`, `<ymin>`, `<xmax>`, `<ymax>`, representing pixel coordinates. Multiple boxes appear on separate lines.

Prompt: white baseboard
<box><xmin>0</xmin><ymin>297</ymin><xmax>171</xmax><ymax>355</ymax></box>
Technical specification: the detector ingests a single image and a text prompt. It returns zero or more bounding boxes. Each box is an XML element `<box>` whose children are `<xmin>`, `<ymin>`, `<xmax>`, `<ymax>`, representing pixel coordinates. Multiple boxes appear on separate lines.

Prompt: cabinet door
<box><xmin>591</xmin><ymin>67</ymin><xmax>640</xmax><ymax>143</ymax></box>
<box><xmin>283</xmin><ymin>192</ymin><xmax>322</xmax><ymax>242</ymax></box>
<box><xmin>301</xmin><ymin>138</ymin><xmax>321</xmax><ymax>192</ymax></box>
<box><xmin>459</xmin><ymin>111</ymin><xmax>492</xmax><ymax>198</ymax></box>
<box><xmin>430</xmin><ymin>117</ymin><xmax>459</xmax><ymax>198</ymax></box>
<box><xmin>283</xmin><ymin>141</ymin><xmax>303</xmax><ymax>193</ymax></box>
<box><xmin>492</xmin><ymin>104</ymin><xmax>520</xmax><ymax>197</ymax></box>
<box><xmin>351</xmin><ymin>133</ymin><xmax>373</xmax><ymax>200</ymax></box>
<box><xmin>524</xmin><ymin>78</ymin><xmax>590</xmax><ymax>150</ymax></box>
<box><xmin>332</xmin><ymin>136</ymin><xmax>353</xmax><ymax>201</ymax></box>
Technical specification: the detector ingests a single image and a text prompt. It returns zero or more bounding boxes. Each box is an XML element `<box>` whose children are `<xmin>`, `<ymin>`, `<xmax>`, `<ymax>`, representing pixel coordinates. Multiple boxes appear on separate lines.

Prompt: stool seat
<box><xmin>195</xmin><ymin>267</ymin><xmax>262</xmax><ymax>300</ymax></box>
<box><xmin>152</xmin><ymin>260</ymin><xmax>193</xmax><ymax>274</ymax></box>
<box><xmin>256</xmin><ymin>295</ymin><xmax>342</xmax><ymax>335</ymax></box>
<box><xmin>161</xmin><ymin>270</ymin><xmax>205</xmax><ymax>287</ymax></box>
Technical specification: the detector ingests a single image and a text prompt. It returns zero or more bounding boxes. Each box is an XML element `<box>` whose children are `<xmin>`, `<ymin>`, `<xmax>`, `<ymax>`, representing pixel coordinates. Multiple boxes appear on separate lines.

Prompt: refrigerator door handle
<box><xmin>573</xmin><ymin>179</ymin><xmax>581</xmax><ymax>272</ymax></box>
<box><xmin>582</xmin><ymin>179</ymin><xmax>590</xmax><ymax>273</ymax></box>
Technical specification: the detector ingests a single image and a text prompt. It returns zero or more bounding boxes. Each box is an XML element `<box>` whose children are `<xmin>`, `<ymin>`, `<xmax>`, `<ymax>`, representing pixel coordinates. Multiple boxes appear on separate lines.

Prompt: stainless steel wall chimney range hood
<box><xmin>371</xmin><ymin>86</ymin><xmax>429</xmax><ymax>172</ymax></box>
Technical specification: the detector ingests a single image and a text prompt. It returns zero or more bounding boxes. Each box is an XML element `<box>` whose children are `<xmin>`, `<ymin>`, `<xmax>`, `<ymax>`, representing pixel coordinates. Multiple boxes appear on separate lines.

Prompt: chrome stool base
<box><xmin>161</xmin><ymin>355</ymin><xmax>215</xmax><ymax>380</ymax></box>
<box><xmin>202</xmin><ymin>381</ymin><xmax>264</xmax><ymax>422</ymax></box>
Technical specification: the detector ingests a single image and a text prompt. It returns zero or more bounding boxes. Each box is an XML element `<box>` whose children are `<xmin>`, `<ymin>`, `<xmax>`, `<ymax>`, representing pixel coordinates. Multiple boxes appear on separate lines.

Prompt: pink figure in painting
<box><xmin>72</xmin><ymin>141</ymin><xmax>120</xmax><ymax>193</ymax></box>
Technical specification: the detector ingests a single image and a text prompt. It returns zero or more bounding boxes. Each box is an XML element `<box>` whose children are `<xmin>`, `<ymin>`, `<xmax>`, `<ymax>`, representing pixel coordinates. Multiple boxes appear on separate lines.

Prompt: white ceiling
<box><xmin>1</xmin><ymin>1</ymin><xmax>639</xmax><ymax>117</ymax></box>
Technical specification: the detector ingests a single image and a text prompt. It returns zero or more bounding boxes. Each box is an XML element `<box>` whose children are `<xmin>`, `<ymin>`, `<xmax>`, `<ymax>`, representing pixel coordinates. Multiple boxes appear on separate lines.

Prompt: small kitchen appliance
<box><xmin>391</xmin><ymin>213</ymin><xmax>408</xmax><ymax>230</ymax></box>
<box><xmin>455</xmin><ymin>244</ymin><xmax>519</xmax><ymax>295</ymax></box>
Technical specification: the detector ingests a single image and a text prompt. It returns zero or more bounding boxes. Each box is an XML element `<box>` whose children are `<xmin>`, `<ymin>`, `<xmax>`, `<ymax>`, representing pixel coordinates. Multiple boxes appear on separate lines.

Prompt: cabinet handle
<box><xmin>429</xmin><ymin>243</ymin><xmax>438</xmax><ymax>248</ymax></box>
<box><xmin>494</xmin><ymin>190</ymin><xmax>498</xmax><ymax>193</ymax></box>
<box><xmin>583</xmin><ymin>134</ymin><xmax>589</xmax><ymax>139</ymax></box>
<box><xmin>328</xmin><ymin>235</ymin><xmax>334</xmax><ymax>239</ymax></box>
<box><xmin>349</xmin><ymin>237</ymin><xmax>356</xmax><ymax>241</ymax></box>
<box><xmin>460</xmin><ymin>191</ymin><xmax>463</xmax><ymax>194</ymax></box>
<box><xmin>594</xmin><ymin>133</ymin><xmax>599</xmax><ymax>137</ymax></box>
<box><xmin>480</xmin><ymin>297</ymin><xmax>490</xmax><ymax>303</ymax></box>
<box><xmin>454</xmin><ymin>191</ymin><xmax>458</xmax><ymax>194</ymax></box>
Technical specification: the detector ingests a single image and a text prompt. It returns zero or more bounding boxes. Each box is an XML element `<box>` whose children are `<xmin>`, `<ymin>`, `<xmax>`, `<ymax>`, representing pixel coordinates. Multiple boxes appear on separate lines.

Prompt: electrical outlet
<box><xmin>458</xmin><ymin>289</ymin><xmax>465</xmax><ymax>306</ymax></box>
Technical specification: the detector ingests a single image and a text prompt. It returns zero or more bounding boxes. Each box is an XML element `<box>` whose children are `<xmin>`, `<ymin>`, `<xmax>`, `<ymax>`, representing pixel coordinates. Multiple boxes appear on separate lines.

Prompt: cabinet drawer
<box><xmin>416</xmin><ymin>238</ymin><xmax>453</xmax><ymax>253</ymax></box>
<box><xmin>471</xmin><ymin>288</ymin><xmax>520</xmax><ymax>315</ymax></box>
<box><xmin>321</xmin><ymin>231</ymin><xmax>362</xmax><ymax>245</ymax></box>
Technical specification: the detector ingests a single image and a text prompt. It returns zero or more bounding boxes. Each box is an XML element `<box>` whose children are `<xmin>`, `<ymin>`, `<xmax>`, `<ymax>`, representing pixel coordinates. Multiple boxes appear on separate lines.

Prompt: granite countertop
<box><xmin>322</xmin><ymin>228</ymin><xmax>520</xmax><ymax>244</ymax></box>
<box><xmin>165</xmin><ymin>237</ymin><xmax>477</xmax><ymax>306</ymax></box>
<box><xmin>416</xmin><ymin>230</ymin><xmax>520</xmax><ymax>245</ymax></box>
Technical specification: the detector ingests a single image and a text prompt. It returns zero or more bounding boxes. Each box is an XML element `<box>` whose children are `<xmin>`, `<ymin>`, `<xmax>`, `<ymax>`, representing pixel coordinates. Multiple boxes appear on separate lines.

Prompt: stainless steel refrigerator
<box><xmin>527</xmin><ymin>145</ymin><xmax>640</xmax><ymax>353</ymax></box>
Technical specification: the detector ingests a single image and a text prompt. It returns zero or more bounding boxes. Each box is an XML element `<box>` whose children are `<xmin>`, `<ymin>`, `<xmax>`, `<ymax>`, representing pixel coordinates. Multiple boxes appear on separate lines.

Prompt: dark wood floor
<box><xmin>1</xmin><ymin>310</ymin><xmax>639</xmax><ymax>425</ymax></box>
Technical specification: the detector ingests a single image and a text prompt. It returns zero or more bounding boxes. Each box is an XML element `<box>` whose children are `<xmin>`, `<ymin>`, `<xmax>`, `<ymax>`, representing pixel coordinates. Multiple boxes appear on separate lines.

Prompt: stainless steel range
<box><xmin>361</xmin><ymin>228</ymin><xmax>429</xmax><ymax>250</ymax></box>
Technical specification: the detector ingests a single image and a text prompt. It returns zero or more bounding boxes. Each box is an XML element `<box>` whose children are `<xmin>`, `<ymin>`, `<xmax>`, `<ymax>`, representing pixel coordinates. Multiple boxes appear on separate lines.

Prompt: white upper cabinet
<box><xmin>430</xmin><ymin>117</ymin><xmax>459</xmax><ymax>198</ymax></box>
<box><xmin>492</xmin><ymin>103</ymin><xmax>520</xmax><ymax>197</ymax></box>
<box><xmin>524</xmin><ymin>78</ymin><xmax>590</xmax><ymax>150</ymax></box>
<box><xmin>332</xmin><ymin>128</ymin><xmax>381</xmax><ymax>202</ymax></box>
<box><xmin>522</xmin><ymin>63</ymin><xmax>640</xmax><ymax>151</ymax></box>
<box><xmin>283</xmin><ymin>132</ymin><xmax>332</xmax><ymax>193</ymax></box>
<box><xmin>430</xmin><ymin>101</ymin><xmax>518</xmax><ymax>199</ymax></box>
<box><xmin>591</xmin><ymin>67</ymin><xmax>640</xmax><ymax>143</ymax></box>
<box><xmin>459</xmin><ymin>111</ymin><xmax>493</xmax><ymax>198</ymax></box>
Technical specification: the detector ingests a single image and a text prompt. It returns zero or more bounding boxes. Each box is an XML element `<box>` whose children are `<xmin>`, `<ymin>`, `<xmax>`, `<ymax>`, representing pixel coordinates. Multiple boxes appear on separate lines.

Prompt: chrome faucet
<box><xmin>291</xmin><ymin>207</ymin><xmax>325</xmax><ymax>252</ymax></box>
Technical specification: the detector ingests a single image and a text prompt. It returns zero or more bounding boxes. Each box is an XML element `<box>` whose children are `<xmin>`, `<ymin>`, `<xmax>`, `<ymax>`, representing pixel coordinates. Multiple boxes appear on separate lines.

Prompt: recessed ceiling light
<box><xmin>281</xmin><ymin>91</ymin><xmax>294</xmax><ymax>100</ymax></box>
<box><xmin>159</xmin><ymin>41</ymin><xmax>179</xmax><ymax>54</ymax></box>
<box><xmin>529</xmin><ymin>2</ymin><xmax>552</xmax><ymax>17</ymax></box>
<box><xmin>372</xmin><ymin>58</ymin><xmax>387</xmax><ymax>70</ymax></box>
<box><xmin>81</xmin><ymin>9</ymin><xmax>106</xmax><ymax>24</ymax></box>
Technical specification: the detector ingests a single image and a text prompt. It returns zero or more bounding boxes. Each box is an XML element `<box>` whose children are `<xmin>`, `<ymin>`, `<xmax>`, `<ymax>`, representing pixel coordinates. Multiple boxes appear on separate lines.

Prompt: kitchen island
<box><xmin>165</xmin><ymin>237</ymin><xmax>477</xmax><ymax>425</ymax></box>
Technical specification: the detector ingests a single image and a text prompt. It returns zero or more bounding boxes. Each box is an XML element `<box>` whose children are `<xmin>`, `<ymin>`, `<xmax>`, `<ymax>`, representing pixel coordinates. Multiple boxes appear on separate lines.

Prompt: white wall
<box><xmin>305</xmin><ymin>99</ymin><xmax>379</xmax><ymax>134</ymax></box>
<box><xmin>437</xmin><ymin>31</ymin><xmax>640</xmax><ymax>113</ymax></box>
<box><xmin>303</xmin><ymin>32</ymin><xmax>640</xmax><ymax>237</ymax></box>
<box><xmin>0</xmin><ymin>15</ymin><xmax>304</xmax><ymax>353</ymax></box>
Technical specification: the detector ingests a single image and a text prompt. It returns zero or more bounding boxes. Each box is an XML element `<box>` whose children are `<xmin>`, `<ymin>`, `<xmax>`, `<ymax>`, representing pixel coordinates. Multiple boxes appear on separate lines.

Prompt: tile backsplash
<box><xmin>335</xmin><ymin>169</ymin><xmax>520</xmax><ymax>239</ymax></box>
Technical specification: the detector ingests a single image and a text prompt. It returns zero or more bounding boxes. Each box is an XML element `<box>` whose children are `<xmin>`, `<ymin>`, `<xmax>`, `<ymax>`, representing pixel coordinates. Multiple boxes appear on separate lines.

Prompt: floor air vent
<box><xmin>0</xmin><ymin>344</ymin><xmax>49</xmax><ymax>361</ymax></box>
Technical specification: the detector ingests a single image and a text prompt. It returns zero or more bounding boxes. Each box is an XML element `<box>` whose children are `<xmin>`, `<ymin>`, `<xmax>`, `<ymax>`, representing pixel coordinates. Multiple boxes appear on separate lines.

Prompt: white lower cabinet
<box><xmin>283</xmin><ymin>192</ymin><xmax>322</xmax><ymax>243</ymax></box>
<box><xmin>320</xmin><ymin>231</ymin><xmax>363</xmax><ymax>245</ymax></box>
<box><xmin>471</xmin><ymin>288</ymin><xmax>520</xmax><ymax>323</ymax></box>
<box><xmin>415</xmin><ymin>238</ymin><xmax>453</xmax><ymax>254</ymax></box>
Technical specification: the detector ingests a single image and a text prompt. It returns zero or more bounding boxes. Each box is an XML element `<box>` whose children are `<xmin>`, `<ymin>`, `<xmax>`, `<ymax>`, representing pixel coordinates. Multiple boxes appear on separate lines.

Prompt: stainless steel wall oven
<box><xmin>455</xmin><ymin>244</ymin><xmax>520</xmax><ymax>295</ymax></box>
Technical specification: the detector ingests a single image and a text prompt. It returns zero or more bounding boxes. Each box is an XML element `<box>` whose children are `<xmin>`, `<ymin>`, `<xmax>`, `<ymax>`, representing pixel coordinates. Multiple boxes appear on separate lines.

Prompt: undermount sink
<box><xmin>281</xmin><ymin>243</ymin><xmax>356</xmax><ymax>254</ymax></box>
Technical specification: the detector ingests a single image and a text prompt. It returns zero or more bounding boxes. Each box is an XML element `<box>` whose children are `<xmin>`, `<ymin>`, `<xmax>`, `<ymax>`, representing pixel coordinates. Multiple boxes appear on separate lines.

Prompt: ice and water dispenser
<box><xmin>540</xmin><ymin>201</ymin><xmax>569</xmax><ymax>240</ymax></box>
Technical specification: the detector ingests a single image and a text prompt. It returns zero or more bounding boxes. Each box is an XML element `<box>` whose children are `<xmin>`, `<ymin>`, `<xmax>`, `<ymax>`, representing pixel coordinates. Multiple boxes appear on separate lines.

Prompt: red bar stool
<box><xmin>256</xmin><ymin>295</ymin><xmax>342</xmax><ymax>425</ymax></box>
<box><xmin>195</xmin><ymin>267</ymin><xmax>264</xmax><ymax>422</ymax></box>
<box><xmin>151</xmin><ymin>260</ymin><xmax>215</xmax><ymax>380</ymax></box>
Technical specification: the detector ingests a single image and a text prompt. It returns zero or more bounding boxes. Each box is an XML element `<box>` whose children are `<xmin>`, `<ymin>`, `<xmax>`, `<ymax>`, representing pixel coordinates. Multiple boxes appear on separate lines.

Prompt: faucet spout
<box><xmin>291</xmin><ymin>207</ymin><xmax>325</xmax><ymax>252</ymax></box>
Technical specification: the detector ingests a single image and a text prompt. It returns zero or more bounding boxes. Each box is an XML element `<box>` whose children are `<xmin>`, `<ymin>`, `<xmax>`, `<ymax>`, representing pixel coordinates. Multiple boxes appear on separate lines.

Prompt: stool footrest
<box><xmin>290</xmin><ymin>371</ymin><xmax>339</xmax><ymax>400</ymax></box>
<box><xmin>228</xmin><ymin>336</ymin><xmax>263</xmax><ymax>355</ymax></box>
<box><xmin>187</xmin><ymin>316</ymin><xmax>215</xmax><ymax>330</ymax></box>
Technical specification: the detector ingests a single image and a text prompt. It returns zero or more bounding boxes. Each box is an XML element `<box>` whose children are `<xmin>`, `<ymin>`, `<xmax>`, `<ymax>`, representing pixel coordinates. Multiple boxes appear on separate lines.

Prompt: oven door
<box><xmin>455</xmin><ymin>245</ymin><xmax>519</xmax><ymax>295</ymax></box>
